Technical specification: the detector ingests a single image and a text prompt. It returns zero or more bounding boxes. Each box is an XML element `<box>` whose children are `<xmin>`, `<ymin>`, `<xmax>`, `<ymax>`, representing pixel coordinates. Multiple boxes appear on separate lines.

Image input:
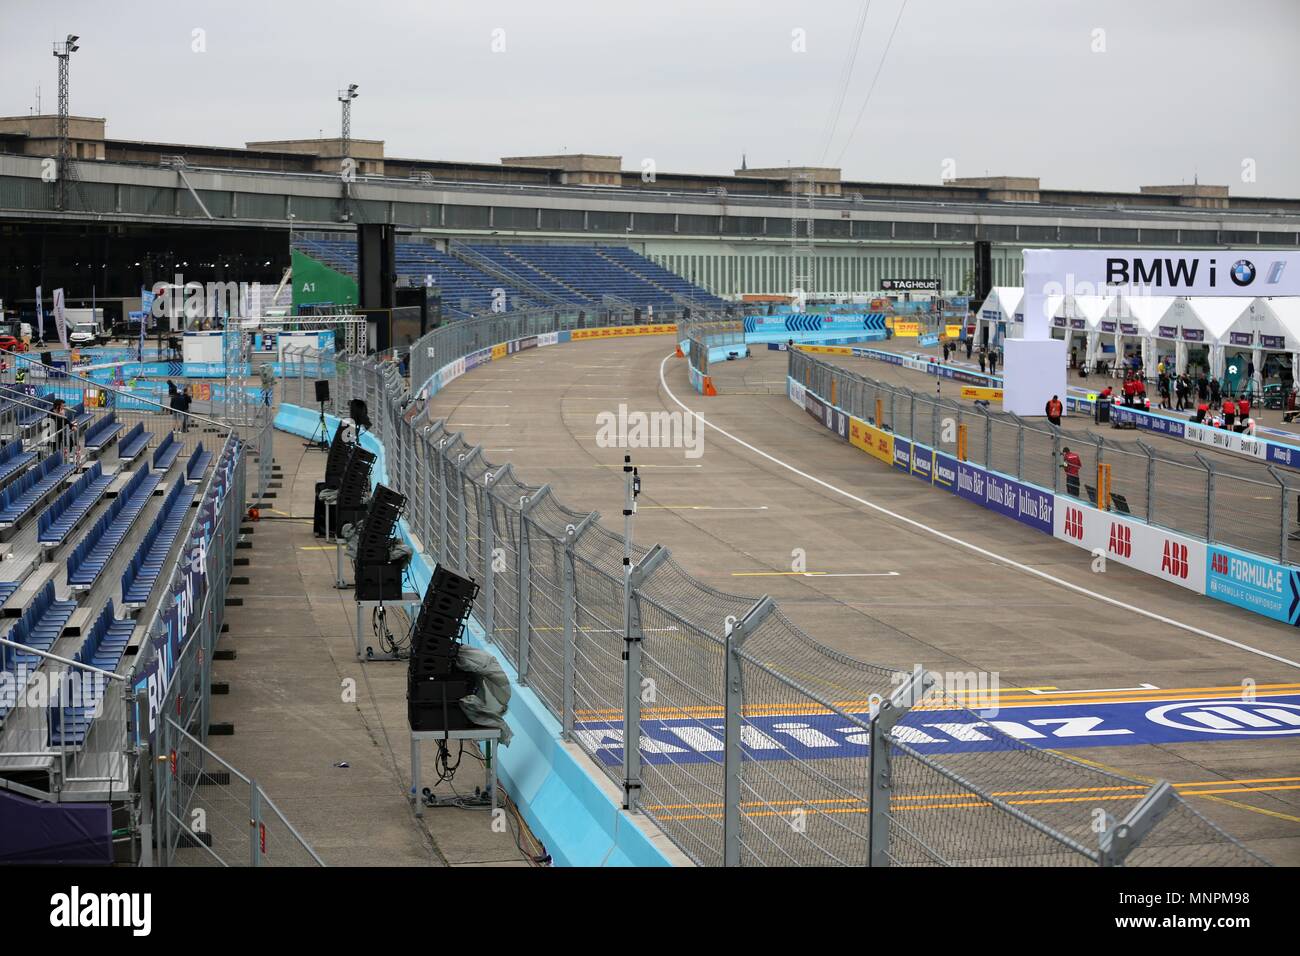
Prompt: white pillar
<box><xmin>1004</xmin><ymin>251</ymin><xmax>1067</xmax><ymax>416</ymax></box>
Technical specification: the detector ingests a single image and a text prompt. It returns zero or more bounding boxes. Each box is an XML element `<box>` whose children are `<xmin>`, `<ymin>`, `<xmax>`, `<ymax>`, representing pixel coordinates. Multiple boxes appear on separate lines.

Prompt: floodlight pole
<box><xmin>338</xmin><ymin>84</ymin><xmax>359</xmax><ymax>201</ymax></box>
<box><xmin>52</xmin><ymin>35</ymin><xmax>80</xmax><ymax>211</ymax></box>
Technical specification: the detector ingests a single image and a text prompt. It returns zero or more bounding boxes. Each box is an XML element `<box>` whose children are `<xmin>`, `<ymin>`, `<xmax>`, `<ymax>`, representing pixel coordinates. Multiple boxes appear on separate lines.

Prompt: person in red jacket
<box><xmin>1222</xmin><ymin>397</ymin><xmax>1237</xmax><ymax>430</ymax></box>
<box><xmin>1060</xmin><ymin>445</ymin><xmax>1082</xmax><ymax>497</ymax></box>
<box><xmin>1045</xmin><ymin>394</ymin><xmax>1063</xmax><ymax>425</ymax></box>
<box><xmin>1237</xmin><ymin>396</ymin><xmax>1250</xmax><ymax>423</ymax></box>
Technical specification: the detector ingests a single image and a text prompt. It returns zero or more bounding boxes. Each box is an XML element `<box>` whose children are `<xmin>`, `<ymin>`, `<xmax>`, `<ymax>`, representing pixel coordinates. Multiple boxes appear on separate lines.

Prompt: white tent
<box><xmin>1116</xmin><ymin>294</ymin><xmax>1179</xmax><ymax>377</ymax></box>
<box><xmin>1260</xmin><ymin>298</ymin><xmax>1300</xmax><ymax>394</ymax></box>
<box><xmin>977</xmin><ymin>287</ymin><xmax>1022</xmax><ymax>346</ymax></box>
<box><xmin>1184</xmin><ymin>297</ymin><xmax>1255</xmax><ymax>382</ymax></box>
<box><xmin>1068</xmin><ymin>294</ymin><xmax>1117</xmax><ymax>371</ymax></box>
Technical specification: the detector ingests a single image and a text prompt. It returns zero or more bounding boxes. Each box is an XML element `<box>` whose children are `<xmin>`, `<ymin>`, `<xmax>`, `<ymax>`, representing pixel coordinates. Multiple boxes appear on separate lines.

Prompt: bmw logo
<box><xmin>1230</xmin><ymin>259</ymin><xmax>1256</xmax><ymax>287</ymax></box>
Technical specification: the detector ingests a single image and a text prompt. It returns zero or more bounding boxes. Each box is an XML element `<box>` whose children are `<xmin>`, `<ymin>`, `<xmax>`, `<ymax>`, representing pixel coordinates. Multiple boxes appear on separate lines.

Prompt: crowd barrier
<box><xmin>277</xmin><ymin>307</ymin><xmax>1269</xmax><ymax>868</ymax></box>
<box><xmin>790</xmin><ymin>349</ymin><xmax>1300</xmax><ymax>628</ymax></box>
<box><xmin>842</xmin><ymin>344</ymin><xmax>1300</xmax><ymax>471</ymax></box>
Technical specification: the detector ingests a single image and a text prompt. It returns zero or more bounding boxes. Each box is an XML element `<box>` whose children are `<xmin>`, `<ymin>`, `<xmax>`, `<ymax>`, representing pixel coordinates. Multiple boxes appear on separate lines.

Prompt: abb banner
<box><xmin>1053</xmin><ymin>500</ymin><xmax>1206</xmax><ymax>594</ymax></box>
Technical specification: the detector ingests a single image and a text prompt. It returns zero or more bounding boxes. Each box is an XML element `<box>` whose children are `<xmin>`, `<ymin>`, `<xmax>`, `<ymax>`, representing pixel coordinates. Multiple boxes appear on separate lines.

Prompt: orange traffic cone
<box><xmin>703</xmin><ymin>376</ymin><xmax>717</xmax><ymax>397</ymax></box>
<box><xmin>674</xmin><ymin>344</ymin><xmax>684</xmax><ymax>358</ymax></box>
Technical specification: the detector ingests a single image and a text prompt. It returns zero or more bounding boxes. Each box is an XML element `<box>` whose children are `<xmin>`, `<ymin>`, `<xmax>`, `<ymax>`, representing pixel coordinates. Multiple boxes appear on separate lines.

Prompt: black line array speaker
<box><xmin>356</xmin><ymin>484</ymin><xmax>405</xmax><ymax>565</ymax></box>
<box><xmin>407</xmin><ymin>566</ymin><xmax>480</xmax><ymax>731</ymax></box>
<box><xmin>973</xmin><ymin>239</ymin><xmax>993</xmax><ymax>312</ymax></box>
<box><xmin>323</xmin><ymin>423</ymin><xmax>353</xmax><ymax>489</ymax></box>
<box><xmin>315</xmin><ymin>380</ymin><xmax>330</xmax><ymax>403</ymax></box>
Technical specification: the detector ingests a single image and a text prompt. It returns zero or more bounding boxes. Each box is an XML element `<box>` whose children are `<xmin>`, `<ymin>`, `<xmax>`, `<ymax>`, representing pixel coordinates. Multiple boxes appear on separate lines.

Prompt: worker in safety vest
<box><xmin>1060</xmin><ymin>446</ymin><xmax>1082</xmax><ymax>497</ymax></box>
<box><xmin>1045</xmin><ymin>395</ymin><xmax>1063</xmax><ymax>426</ymax></box>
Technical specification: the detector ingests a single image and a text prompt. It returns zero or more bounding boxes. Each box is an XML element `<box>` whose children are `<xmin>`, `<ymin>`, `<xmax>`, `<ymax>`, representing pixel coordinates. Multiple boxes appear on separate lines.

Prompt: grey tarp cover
<box><xmin>457</xmin><ymin>645</ymin><xmax>513</xmax><ymax>745</ymax></box>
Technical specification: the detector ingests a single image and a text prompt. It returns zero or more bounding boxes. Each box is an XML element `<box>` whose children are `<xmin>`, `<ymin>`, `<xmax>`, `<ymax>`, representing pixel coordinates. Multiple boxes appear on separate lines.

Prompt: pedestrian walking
<box><xmin>988</xmin><ymin>349</ymin><xmax>999</xmax><ymax>376</ymax></box>
<box><xmin>978</xmin><ymin>347</ymin><xmax>986</xmax><ymax>374</ymax></box>
<box><xmin>965</xmin><ymin>336</ymin><xmax>973</xmax><ymax>360</ymax></box>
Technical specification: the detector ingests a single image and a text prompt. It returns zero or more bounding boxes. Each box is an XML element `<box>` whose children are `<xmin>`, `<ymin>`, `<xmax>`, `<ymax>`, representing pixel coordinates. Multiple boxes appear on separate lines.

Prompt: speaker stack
<box><xmin>336</xmin><ymin>445</ymin><xmax>377</xmax><ymax>531</ymax></box>
<box><xmin>315</xmin><ymin>422</ymin><xmax>354</xmax><ymax>537</ymax></box>
<box><xmin>354</xmin><ymin>484</ymin><xmax>408</xmax><ymax>601</ymax></box>
<box><xmin>408</xmin><ymin>567</ymin><xmax>481</xmax><ymax>732</ymax></box>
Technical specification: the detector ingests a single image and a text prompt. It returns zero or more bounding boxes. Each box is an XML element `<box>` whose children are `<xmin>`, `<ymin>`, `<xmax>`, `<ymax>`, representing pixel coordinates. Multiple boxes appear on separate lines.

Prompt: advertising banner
<box><xmin>933</xmin><ymin>452</ymin><xmax>959</xmax><ymax>491</ymax></box>
<box><xmin>892</xmin><ymin>437</ymin><xmax>912</xmax><ymax>473</ymax></box>
<box><xmin>1268</xmin><ymin>443</ymin><xmax>1299</xmax><ymax>468</ymax></box>
<box><xmin>538</xmin><ymin>331</ymin><xmax>559</xmax><ymax>347</ymax></box>
<box><xmin>848</xmin><ymin>416</ymin><xmax>894</xmax><ymax>463</ymax></box>
<box><xmin>893</xmin><ymin>321</ymin><xmax>921</xmax><ymax>337</ymax></box>
<box><xmin>1184</xmin><ymin>422</ymin><xmax>1267</xmax><ymax>460</ymax></box>
<box><xmin>1054</xmin><ymin>498</ymin><xmax>1206</xmax><ymax>593</ymax></box>
<box><xmin>1023</xmin><ymin>249</ymin><xmax>1300</xmax><ymax>296</ymax></box>
<box><xmin>910</xmin><ymin>444</ymin><xmax>935</xmax><ymax>483</ymax></box>
<box><xmin>52</xmin><ymin>288</ymin><xmax>69</xmax><ymax>349</ymax></box>
<box><xmin>960</xmin><ymin>385</ymin><xmax>1004</xmax><ymax>402</ymax></box>
<box><xmin>882</xmin><ymin>279</ymin><xmax>939</xmax><ymax>292</ymax></box>
<box><xmin>570</xmin><ymin>323</ymin><xmax>677</xmax><ymax>340</ymax></box>
<box><xmin>787</xmin><ymin>376</ymin><xmax>806</xmax><ymax>409</ymax></box>
<box><xmin>953</xmin><ymin>461</ymin><xmax>1055</xmax><ymax>535</ymax></box>
<box><xmin>1206</xmin><ymin>546</ymin><xmax>1300</xmax><ymax>625</ymax></box>
<box><xmin>1108</xmin><ymin>404</ymin><xmax>1187</xmax><ymax>438</ymax></box>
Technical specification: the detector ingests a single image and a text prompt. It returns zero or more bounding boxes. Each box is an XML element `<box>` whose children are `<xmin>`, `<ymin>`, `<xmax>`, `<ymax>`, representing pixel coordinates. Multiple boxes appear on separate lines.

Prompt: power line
<box><xmin>817</xmin><ymin>0</ymin><xmax>875</xmax><ymax>165</ymax></box>
<box><xmin>832</xmin><ymin>0</ymin><xmax>910</xmax><ymax>167</ymax></box>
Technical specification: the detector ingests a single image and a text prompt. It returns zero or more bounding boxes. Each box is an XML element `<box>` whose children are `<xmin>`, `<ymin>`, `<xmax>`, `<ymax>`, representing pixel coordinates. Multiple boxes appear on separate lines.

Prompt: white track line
<box><xmin>657</xmin><ymin>353</ymin><xmax>1300</xmax><ymax>671</ymax></box>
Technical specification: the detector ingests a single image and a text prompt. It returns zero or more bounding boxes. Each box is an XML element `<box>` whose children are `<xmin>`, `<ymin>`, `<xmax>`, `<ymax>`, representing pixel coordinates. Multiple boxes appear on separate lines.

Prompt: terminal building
<box><xmin>2</xmin><ymin>113</ymin><xmax>1299</xmax><ymax>319</ymax></box>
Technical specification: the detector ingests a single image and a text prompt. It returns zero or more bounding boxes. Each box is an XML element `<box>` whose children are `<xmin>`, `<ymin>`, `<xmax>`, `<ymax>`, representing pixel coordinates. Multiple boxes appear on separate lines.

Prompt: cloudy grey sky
<box><xmin>3</xmin><ymin>0</ymin><xmax>1297</xmax><ymax>196</ymax></box>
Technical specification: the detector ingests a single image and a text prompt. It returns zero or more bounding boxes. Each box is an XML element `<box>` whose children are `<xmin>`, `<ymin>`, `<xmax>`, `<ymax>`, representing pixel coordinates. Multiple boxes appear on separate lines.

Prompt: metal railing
<box><xmin>304</xmin><ymin>308</ymin><xmax>1267</xmax><ymax>867</ymax></box>
<box><xmin>789</xmin><ymin>348</ymin><xmax>1300</xmax><ymax>566</ymax></box>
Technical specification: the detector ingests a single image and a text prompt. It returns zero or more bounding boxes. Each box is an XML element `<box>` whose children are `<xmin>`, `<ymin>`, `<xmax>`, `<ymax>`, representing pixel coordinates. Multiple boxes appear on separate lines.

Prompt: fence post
<box><xmin>561</xmin><ymin>512</ymin><xmax>599</xmax><ymax>740</ymax></box>
<box><xmin>623</xmin><ymin>543</ymin><xmax>669</xmax><ymax>812</ymax></box>
<box><xmin>454</xmin><ymin>445</ymin><xmax>481</xmax><ymax>573</ymax></box>
<box><xmin>1137</xmin><ymin>439</ymin><xmax>1156</xmax><ymax>525</ymax></box>
<box><xmin>1195</xmin><ymin>452</ymin><xmax>1215</xmax><ymax>543</ymax></box>
<box><xmin>979</xmin><ymin>404</ymin><xmax>992</xmax><ymax>466</ymax></box>
<box><xmin>868</xmin><ymin>665</ymin><xmax>934</xmax><ymax>867</ymax></box>
<box><xmin>131</xmin><ymin>687</ymin><xmax>154</xmax><ymax>867</ymax></box>
<box><xmin>516</xmin><ymin>485</ymin><xmax>552</xmax><ymax>685</ymax></box>
<box><xmin>250</xmin><ymin>779</ymin><xmax>262</xmax><ymax>867</ymax></box>
<box><xmin>479</xmin><ymin>467</ymin><xmax>506</xmax><ymax>640</ymax></box>
<box><xmin>1269</xmin><ymin>465</ymin><xmax>1289</xmax><ymax>564</ymax></box>
<box><xmin>1098</xmin><ymin>781</ymin><xmax>1176</xmax><ymax>866</ymax></box>
<box><xmin>723</xmin><ymin>596</ymin><xmax>775</xmax><ymax>867</ymax></box>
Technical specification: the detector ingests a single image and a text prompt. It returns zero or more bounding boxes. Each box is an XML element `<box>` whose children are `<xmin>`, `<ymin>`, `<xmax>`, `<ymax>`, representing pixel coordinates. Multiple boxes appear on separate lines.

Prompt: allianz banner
<box><xmin>1053</xmin><ymin>498</ymin><xmax>1206</xmax><ymax>593</ymax></box>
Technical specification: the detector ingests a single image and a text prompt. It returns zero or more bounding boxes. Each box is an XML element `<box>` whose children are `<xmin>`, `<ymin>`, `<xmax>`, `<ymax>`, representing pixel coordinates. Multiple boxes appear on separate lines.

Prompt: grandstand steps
<box><xmin>497</xmin><ymin>248</ymin><xmax>593</xmax><ymax>301</ymax></box>
<box><xmin>63</xmin><ymin>606</ymin><xmax>92</xmax><ymax>637</ymax></box>
<box><xmin>4</xmin><ymin>563</ymin><xmax>58</xmax><ymax>616</ymax></box>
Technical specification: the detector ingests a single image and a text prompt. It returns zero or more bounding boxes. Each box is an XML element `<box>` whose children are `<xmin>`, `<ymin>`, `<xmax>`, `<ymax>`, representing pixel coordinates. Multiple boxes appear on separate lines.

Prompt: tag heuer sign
<box><xmin>882</xmin><ymin>278</ymin><xmax>940</xmax><ymax>292</ymax></box>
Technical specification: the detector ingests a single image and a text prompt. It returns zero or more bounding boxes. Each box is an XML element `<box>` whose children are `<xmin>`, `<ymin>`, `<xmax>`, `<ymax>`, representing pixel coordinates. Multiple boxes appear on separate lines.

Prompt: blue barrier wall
<box><xmin>274</xmin><ymin>403</ymin><xmax>678</xmax><ymax>867</ymax></box>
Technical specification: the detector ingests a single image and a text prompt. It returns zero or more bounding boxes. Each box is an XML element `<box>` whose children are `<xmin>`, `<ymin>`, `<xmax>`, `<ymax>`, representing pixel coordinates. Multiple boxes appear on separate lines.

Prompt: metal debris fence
<box><xmin>789</xmin><ymin>348</ymin><xmax>1300</xmax><ymax>566</ymax></box>
<box><xmin>309</xmin><ymin>309</ymin><xmax>1267</xmax><ymax>867</ymax></box>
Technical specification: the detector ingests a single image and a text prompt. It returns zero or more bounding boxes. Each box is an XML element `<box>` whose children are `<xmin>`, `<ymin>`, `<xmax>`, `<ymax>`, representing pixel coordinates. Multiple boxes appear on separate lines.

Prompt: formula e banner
<box><xmin>1054</xmin><ymin>498</ymin><xmax>1206</xmax><ymax>593</ymax></box>
<box><xmin>1024</xmin><ymin>249</ymin><xmax>1300</xmax><ymax>296</ymax></box>
<box><xmin>1206</xmin><ymin>545</ymin><xmax>1300</xmax><ymax>625</ymax></box>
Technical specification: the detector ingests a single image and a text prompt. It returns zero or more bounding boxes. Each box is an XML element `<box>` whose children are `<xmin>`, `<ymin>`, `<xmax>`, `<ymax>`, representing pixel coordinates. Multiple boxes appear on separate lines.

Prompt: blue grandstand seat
<box><xmin>0</xmin><ymin>451</ymin><xmax>77</xmax><ymax>528</ymax></box>
<box><xmin>0</xmin><ymin>581</ymin><xmax>77</xmax><ymax>723</ymax></box>
<box><xmin>37</xmin><ymin>462</ymin><xmax>116</xmax><ymax>546</ymax></box>
<box><xmin>122</xmin><ymin>481</ymin><xmax>196</xmax><ymax>606</ymax></box>
<box><xmin>152</xmin><ymin>433</ymin><xmax>181</xmax><ymax>472</ymax></box>
<box><xmin>186</xmin><ymin>441</ymin><xmax>212</xmax><ymax>483</ymax></box>
<box><xmin>84</xmin><ymin>411</ymin><xmax>123</xmax><ymax>451</ymax></box>
<box><xmin>48</xmin><ymin>600</ymin><xmax>136</xmax><ymax>747</ymax></box>
<box><xmin>0</xmin><ymin>581</ymin><xmax>18</xmax><ymax>610</ymax></box>
<box><xmin>66</xmin><ymin>465</ymin><xmax>163</xmax><ymax>591</ymax></box>
<box><xmin>116</xmin><ymin>422</ymin><xmax>152</xmax><ymax>463</ymax></box>
<box><xmin>0</xmin><ymin>438</ymin><xmax>38</xmax><ymax>487</ymax></box>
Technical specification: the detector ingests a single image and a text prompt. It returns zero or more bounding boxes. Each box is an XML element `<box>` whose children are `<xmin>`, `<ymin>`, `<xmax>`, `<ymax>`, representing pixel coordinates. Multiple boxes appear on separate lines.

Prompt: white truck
<box><xmin>64</xmin><ymin>307</ymin><xmax>105</xmax><ymax>345</ymax></box>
